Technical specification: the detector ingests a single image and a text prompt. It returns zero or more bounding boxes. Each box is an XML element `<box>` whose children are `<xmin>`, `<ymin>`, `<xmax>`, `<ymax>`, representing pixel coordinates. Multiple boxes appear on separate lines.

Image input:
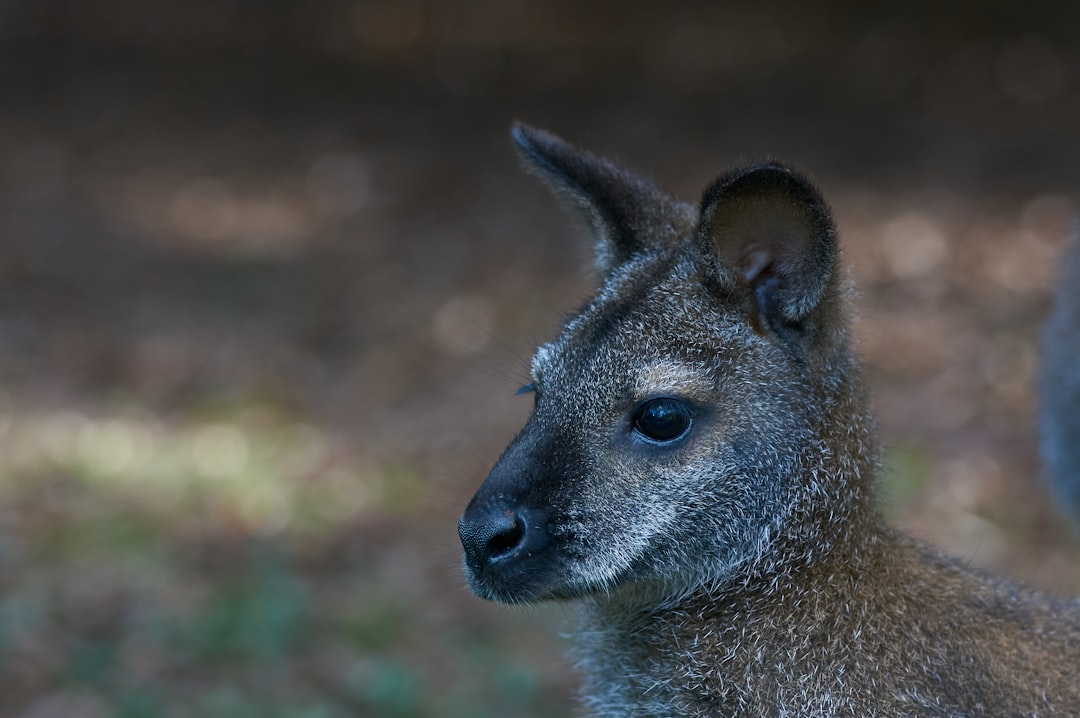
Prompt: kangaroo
<box><xmin>1041</xmin><ymin>233</ymin><xmax>1080</xmax><ymax>526</ymax></box>
<box><xmin>458</xmin><ymin>124</ymin><xmax>1080</xmax><ymax>717</ymax></box>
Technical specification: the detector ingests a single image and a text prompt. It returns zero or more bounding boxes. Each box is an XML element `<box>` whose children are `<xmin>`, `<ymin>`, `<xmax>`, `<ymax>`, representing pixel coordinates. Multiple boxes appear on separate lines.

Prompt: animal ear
<box><xmin>511</xmin><ymin>122</ymin><xmax>685</xmax><ymax>275</ymax></box>
<box><xmin>696</xmin><ymin>163</ymin><xmax>838</xmax><ymax>336</ymax></box>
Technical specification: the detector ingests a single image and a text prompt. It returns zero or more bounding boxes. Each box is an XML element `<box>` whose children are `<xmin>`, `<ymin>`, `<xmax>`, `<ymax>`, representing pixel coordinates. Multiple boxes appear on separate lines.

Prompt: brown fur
<box><xmin>459</xmin><ymin>124</ymin><xmax>1080</xmax><ymax>716</ymax></box>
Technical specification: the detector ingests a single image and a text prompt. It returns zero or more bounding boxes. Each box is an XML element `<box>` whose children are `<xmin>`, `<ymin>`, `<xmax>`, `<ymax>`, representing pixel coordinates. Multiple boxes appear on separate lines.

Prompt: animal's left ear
<box><xmin>696</xmin><ymin>163</ymin><xmax>838</xmax><ymax>336</ymax></box>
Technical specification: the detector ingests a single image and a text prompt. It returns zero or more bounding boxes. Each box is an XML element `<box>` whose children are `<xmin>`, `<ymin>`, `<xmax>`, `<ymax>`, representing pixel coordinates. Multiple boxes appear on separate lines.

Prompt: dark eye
<box><xmin>632</xmin><ymin>398</ymin><xmax>693</xmax><ymax>444</ymax></box>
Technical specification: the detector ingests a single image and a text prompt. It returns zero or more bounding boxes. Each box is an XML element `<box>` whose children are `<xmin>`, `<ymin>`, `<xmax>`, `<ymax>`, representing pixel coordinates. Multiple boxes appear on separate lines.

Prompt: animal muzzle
<box><xmin>458</xmin><ymin>501</ymin><xmax>555</xmax><ymax>603</ymax></box>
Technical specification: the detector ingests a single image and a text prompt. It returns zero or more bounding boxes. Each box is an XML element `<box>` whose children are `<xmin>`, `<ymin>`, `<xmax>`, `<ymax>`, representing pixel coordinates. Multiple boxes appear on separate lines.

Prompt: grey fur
<box><xmin>1041</xmin><ymin>229</ymin><xmax>1080</xmax><ymax>524</ymax></box>
<box><xmin>459</xmin><ymin>124</ymin><xmax>1080</xmax><ymax>716</ymax></box>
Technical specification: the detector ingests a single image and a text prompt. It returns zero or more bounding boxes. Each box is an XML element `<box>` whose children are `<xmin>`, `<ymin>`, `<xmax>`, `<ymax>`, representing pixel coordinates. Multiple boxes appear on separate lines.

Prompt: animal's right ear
<box><xmin>511</xmin><ymin>123</ymin><xmax>680</xmax><ymax>276</ymax></box>
<box><xmin>695</xmin><ymin>163</ymin><xmax>839</xmax><ymax>339</ymax></box>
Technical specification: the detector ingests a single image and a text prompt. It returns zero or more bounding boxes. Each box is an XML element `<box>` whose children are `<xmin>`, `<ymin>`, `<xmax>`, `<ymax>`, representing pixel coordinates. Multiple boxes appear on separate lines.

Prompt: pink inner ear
<box><xmin>739</xmin><ymin>248</ymin><xmax>772</xmax><ymax>285</ymax></box>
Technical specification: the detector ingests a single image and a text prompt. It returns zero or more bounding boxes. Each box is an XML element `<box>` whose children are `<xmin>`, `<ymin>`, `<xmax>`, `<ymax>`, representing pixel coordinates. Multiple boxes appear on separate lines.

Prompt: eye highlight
<box><xmin>631</xmin><ymin>397</ymin><xmax>693</xmax><ymax>444</ymax></box>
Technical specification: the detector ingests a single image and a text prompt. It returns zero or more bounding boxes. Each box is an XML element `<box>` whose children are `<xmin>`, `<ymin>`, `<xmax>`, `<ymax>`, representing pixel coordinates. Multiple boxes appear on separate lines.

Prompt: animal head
<box><xmin>459</xmin><ymin>124</ymin><xmax>867</xmax><ymax>606</ymax></box>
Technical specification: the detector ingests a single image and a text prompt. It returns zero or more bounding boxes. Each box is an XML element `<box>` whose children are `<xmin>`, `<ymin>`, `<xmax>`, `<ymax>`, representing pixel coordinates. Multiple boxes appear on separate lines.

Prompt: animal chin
<box><xmin>462</xmin><ymin>549</ymin><xmax>571</xmax><ymax>605</ymax></box>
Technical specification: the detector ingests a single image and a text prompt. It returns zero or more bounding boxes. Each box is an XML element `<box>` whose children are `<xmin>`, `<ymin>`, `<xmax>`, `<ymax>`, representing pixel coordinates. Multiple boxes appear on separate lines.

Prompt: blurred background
<box><xmin>0</xmin><ymin>1</ymin><xmax>1079</xmax><ymax>716</ymax></box>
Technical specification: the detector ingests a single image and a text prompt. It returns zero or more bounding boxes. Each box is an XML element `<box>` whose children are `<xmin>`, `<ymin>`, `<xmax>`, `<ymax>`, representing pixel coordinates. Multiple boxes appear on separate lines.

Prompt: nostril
<box><xmin>459</xmin><ymin>509</ymin><xmax>533</xmax><ymax>570</ymax></box>
<box><xmin>485</xmin><ymin>512</ymin><xmax>527</xmax><ymax>561</ymax></box>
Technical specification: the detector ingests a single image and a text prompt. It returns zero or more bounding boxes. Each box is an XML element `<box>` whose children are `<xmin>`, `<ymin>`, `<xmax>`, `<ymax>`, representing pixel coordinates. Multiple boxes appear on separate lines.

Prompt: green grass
<box><xmin>881</xmin><ymin>442</ymin><xmax>934</xmax><ymax>519</ymax></box>
<box><xmin>0</xmin><ymin>405</ymin><xmax>576</xmax><ymax>717</ymax></box>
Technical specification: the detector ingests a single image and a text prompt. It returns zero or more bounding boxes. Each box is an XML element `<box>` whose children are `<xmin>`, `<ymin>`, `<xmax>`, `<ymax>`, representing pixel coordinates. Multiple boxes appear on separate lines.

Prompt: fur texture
<box><xmin>459</xmin><ymin>124</ymin><xmax>1080</xmax><ymax>716</ymax></box>
<box><xmin>1041</xmin><ymin>231</ymin><xmax>1080</xmax><ymax>525</ymax></box>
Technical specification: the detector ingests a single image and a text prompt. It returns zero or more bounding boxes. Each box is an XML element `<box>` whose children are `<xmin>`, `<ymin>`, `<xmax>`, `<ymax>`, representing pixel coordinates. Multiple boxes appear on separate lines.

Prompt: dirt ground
<box><xmin>1</xmin><ymin>2</ymin><xmax>1079</xmax><ymax>716</ymax></box>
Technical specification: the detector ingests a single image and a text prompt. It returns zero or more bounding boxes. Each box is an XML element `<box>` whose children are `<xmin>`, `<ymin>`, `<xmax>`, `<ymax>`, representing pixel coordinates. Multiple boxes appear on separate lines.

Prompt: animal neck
<box><xmin>574</xmin><ymin>516</ymin><xmax>894</xmax><ymax>717</ymax></box>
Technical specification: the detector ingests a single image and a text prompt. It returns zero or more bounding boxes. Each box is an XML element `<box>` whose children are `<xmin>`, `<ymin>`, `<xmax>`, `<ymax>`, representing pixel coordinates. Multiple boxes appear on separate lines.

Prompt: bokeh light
<box><xmin>1</xmin><ymin>4</ymin><xmax>1078</xmax><ymax>716</ymax></box>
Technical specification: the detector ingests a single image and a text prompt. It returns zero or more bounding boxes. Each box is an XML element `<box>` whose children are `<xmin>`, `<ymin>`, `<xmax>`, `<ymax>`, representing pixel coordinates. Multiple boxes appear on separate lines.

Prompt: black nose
<box><xmin>459</xmin><ymin>508</ymin><xmax>530</xmax><ymax>572</ymax></box>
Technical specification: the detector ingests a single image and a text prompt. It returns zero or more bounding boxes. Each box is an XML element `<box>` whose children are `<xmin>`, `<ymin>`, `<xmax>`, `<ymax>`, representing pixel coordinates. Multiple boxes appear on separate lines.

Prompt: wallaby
<box><xmin>458</xmin><ymin>124</ymin><xmax>1080</xmax><ymax>717</ymax></box>
<box><xmin>1041</xmin><ymin>232</ymin><xmax>1080</xmax><ymax>526</ymax></box>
